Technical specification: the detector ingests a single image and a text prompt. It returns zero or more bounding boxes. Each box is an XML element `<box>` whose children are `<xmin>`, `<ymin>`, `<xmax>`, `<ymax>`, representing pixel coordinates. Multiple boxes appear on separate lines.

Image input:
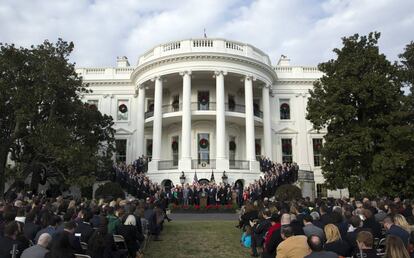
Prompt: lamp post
<box><xmin>180</xmin><ymin>171</ymin><xmax>186</xmax><ymax>185</ymax></box>
<box><xmin>222</xmin><ymin>171</ymin><xmax>228</xmax><ymax>185</ymax></box>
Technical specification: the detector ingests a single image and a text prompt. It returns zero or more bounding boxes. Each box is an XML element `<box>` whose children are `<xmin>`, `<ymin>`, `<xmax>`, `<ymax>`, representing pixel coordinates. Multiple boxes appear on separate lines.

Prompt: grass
<box><xmin>144</xmin><ymin>220</ymin><xmax>250</xmax><ymax>258</ymax></box>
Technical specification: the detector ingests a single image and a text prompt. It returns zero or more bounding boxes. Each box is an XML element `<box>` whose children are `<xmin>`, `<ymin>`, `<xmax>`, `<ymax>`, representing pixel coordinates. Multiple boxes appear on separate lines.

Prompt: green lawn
<box><xmin>144</xmin><ymin>220</ymin><xmax>251</xmax><ymax>258</ymax></box>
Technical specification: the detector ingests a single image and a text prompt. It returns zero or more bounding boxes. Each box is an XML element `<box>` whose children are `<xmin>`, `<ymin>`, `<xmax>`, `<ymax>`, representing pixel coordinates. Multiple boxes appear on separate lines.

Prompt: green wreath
<box><xmin>118</xmin><ymin>104</ymin><xmax>128</xmax><ymax>113</ymax></box>
<box><xmin>199</xmin><ymin>138</ymin><xmax>209</xmax><ymax>149</ymax></box>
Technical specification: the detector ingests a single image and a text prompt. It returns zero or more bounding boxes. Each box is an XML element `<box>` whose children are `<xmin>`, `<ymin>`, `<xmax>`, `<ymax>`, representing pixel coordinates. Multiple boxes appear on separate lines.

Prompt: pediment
<box><xmin>115</xmin><ymin>128</ymin><xmax>134</xmax><ymax>135</ymax></box>
<box><xmin>275</xmin><ymin>127</ymin><xmax>298</xmax><ymax>134</ymax></box>
<box><xmin>307</xmin><ymin>128</ymin><xmax>327</xmax><ymax>134</ymax></box>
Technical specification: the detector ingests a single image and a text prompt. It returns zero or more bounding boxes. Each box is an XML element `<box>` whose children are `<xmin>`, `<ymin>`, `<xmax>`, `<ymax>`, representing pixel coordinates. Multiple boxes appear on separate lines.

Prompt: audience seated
<box><xmin>354</xmin><ymin>231</ymin><xmax>380</xmax><ymax>258</ymax></box>
<box><xmin>305</xmin><ymin>235</ymin><xmax>338</xmax><ymax>258</ymax></box>
<box><xmin>21</xmin><ymin>233</ymin><xmax>51</xmax><ymax>258</ymax></box>
<box><xmin>276</xmin><ymin>226</ymin><xmax>310</xmax><ymax>258</ymax></box>
<box><xmin>324</xmin><ymin>223</ymin><xmax>351</xmax><ymax>257</ymax></box>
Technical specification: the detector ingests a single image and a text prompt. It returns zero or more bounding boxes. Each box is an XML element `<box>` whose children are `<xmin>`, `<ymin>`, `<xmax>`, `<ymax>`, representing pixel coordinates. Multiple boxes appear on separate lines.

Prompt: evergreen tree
<box><xmin>0</xmin><ymin>39</ymin><xmax>114</xmax><ymax>196</ymax></box>
<box><xmin>306</xmin><ymin>32</ymin><xmax>413</xmax><ymax>197</ymax></box>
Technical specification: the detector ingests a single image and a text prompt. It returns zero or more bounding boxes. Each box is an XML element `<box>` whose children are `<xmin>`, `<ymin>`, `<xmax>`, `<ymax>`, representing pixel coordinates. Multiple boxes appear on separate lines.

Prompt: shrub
<box><xmin>81</xmin><ymin>186</ymin><xmax>93</xmax><ymax>199</ymax></box>
<box><xmin>95</xmin><ymin>182</ymin><xmax>125</xmax><ymax>199</ymax></box>
<box><xmin>275</xmin><ymin>184</ymin><xmax>302</xmax><ymax>201</ymax></box>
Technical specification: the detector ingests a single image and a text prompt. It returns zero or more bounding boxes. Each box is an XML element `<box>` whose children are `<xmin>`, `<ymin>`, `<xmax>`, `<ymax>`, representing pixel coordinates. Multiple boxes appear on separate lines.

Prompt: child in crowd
<box><xmin>241</xmin><ymin>225</ymin><xmax>252</xmax><ymax>248</ymax></box>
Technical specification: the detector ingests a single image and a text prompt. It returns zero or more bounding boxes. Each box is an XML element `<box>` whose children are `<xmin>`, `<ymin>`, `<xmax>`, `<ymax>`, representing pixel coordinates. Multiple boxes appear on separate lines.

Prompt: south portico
<box><xmin>133</xmin><ymin>67</ymin><xmax>273</xmax><ymax>185</ymax></box>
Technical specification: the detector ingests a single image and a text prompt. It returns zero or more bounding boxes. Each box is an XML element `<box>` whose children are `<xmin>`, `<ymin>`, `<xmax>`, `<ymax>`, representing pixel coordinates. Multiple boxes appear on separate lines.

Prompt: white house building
<box><xmin>76</xmin><ymin>38</ymin><xmax>342</xmax><ymax>198</ymax></box>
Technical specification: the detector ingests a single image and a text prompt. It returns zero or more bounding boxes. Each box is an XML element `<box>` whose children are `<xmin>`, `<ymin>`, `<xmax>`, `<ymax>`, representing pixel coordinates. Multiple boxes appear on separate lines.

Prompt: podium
<box><xmin>200</xmin><ymin>192</ymin><xmax>207</xmax><ymax>207</ymax></box>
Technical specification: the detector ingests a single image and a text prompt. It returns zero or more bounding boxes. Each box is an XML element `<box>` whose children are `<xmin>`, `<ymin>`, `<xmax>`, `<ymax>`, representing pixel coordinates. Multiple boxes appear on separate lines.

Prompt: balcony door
<box><xmin>197</xmin><ymin>133</ymin><xmax>210</xmax><ymax>164</ymax></box>
<box><xmin>198</xmin><ymin>91</ymin><xmax>209</xmax><ymax>110</ymax></box>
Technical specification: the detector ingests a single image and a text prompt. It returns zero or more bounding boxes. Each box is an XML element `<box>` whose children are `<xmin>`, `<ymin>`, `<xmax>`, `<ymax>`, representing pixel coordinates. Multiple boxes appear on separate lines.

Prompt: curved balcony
<box><xmin>144</xmin><ymin>102</ymin><xmax>263</xmax><ymax>119</ymax></box>
<box><xmin>229</xmin><ymin>160</ymin><xmax>250</xmax><ymax>170</ymax></box>
<box><xmin>158</xmin><ymin>160</ymin><xmax>178</xmax><ymax>170</ymax></box>
<box><xmin>191</xmin><ymin>159</ymin><xmax>216</xmax><ymax>169</ymax></box>
<box><xmin>138</xmin><ymin>38</ymin><xmax>272</xmax><ymax>66</ymax></box>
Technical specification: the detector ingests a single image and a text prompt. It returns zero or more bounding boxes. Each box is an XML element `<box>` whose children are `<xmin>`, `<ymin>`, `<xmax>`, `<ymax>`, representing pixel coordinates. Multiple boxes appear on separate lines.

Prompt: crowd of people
<box><xmin>237</xmin><ymin>196</ymin><xmax>414</xmax><ymax>258</ymax></box>
<box><xmin>114</xmin><ymin>156</ymin><xmax>299</xmax><ymax>209</ymax></box>
<box><xmin>0</xmin><ymin>191</ymin><xmax>168</xmax><ymax>258</ymax></box>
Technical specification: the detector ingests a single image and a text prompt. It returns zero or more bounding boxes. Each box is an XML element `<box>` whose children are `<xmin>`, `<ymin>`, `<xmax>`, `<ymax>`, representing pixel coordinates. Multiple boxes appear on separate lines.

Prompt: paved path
<box><xmin>169</xmin><ymin>213</ymin><xmax>238</xmax><ymax>221</ymax></box>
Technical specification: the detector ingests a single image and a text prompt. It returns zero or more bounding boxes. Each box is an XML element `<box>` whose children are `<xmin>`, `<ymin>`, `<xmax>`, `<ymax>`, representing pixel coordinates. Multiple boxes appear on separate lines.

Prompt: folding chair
<box><xmin>80</xmin><ymin>242</ymin><xmax>88</xmax><ymax>251</ymax></box>
<box><xmin>113</xmin><ymin>234</ymin><xmax>129</xmax><ymax>257</ymax></box>
<box><xmin>140</xmin><ymin>218</ymin><xmax>151</xmax><ymax>250</ymax></box>
<box><xmin>376</xmin><ymin>237</ymin><xmax>386</xmax><ymax>254</ymax></box>
<box><xmin>74</xmin><ymin>254</ymin><xmax>91</xmax><ymax>258</ymax></box>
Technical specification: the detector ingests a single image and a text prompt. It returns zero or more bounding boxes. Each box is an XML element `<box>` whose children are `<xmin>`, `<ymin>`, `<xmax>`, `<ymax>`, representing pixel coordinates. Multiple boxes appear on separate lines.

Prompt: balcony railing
<box><xmin>191</xmin><ymin>102</ymin><xmax>216</xmax><ymax>111</ymax></box>
<box><xmin>145</xmin><ymin>110</ymin><xmax>154</xmax><ymax>119</ymax></box>
<box><xmin>158</xmin><ymin>160</ymin><xmax>178</xmax><ymax>170</ymax></box>
<box><xmin>229</xmin><ymin>160</ymin><xmax>250</xmax><ymax>170</ymax></box>
<box><xmin>191</xmin><ymin>159</ymin><xmax>216</xmax><ymax>169</ymax></box>
<box><xmin>225</xmin><ymin>103</ymin><xmax>245</xmax><ymax>113</ymax></box>
<box><xmin>144</xmin><ymin>102</ymin><xmax>262</xmax><ymax>118</ymax></box>
<box><xmin>162</xmin><ymin>103</ymin><xmax>182</xmax><ymax>113</ymax></box>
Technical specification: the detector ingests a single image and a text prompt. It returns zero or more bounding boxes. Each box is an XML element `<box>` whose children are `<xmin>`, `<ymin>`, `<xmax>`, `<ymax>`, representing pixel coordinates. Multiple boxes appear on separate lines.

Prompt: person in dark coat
<box><xmin>87</xmin><ymin>217</ymin><xmax>117</xmax><ymax>258</ymax></box>
<box><xmin>23</xmin><ymin>211</ymin><xmax>41</xmax><ymax>243</ymax></box>
<box><xmin>75</xmin><ymin>209</ymin><xmax>95</xmax><ymax>243</ymax></box>
<box><xmin>114</xmin><ymin>215</ymin><xmax>144</xmax><ymax>258</ymax></box>
<box><xmin>383</xmin><ymin>216</ymin><xmax>410</xmax><ymax>247</ymax></box>
<box><xmin>250</xmin><ymin>210</ymin><xmax>271</xmax><ymax>257</ymax></box>
<box><xmin>50</xmin><ymin>221</ymin><xmax>83</xmax><ymax>254</ymax></box>
<box><xmin>323</xmin><ymin>223</ymin><xmax>351</xmax><ymax>257</ymax></box>
<box><xmin>0</xmin><ymin>221</ymin><xmax>25</xmax><ymax>258</ymax></box>
<box><xmin>45</xmin><ymin>230</ymin><xmax>75</xmax><ymax>258</ymax></box>
<box><xmin>362</xmin><ymin>209</ymin><xmax>382</xmax><ymax>239</ymax></box>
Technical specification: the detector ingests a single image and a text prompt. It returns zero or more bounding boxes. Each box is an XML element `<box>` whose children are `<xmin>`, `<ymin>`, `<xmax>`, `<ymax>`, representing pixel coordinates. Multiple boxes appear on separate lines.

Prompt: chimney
<box><xmin>116</xmin><ymin>56</ymin><xmax>130</xmax><ymax>67</ymax></box>
<box><xmin>277</xmin><ymin>55</ymin><xmax>290</xmax><ymax>66</ymax></box>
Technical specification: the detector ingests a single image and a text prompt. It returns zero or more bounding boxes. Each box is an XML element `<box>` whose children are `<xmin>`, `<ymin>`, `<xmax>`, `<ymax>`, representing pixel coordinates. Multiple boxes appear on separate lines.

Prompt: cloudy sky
<box><xmin>0</xmin><ymin>0</ymin><xmax>413</xmax><ymax>67</ymax></box>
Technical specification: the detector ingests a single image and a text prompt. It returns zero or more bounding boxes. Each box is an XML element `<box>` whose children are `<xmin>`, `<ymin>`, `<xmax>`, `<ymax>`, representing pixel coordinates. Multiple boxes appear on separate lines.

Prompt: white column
<box><xmin>136</xmin><ymin>85</ymin><xmax>146</xmax><ymax>157</ymax></box>
<box><xmin>245</xmin><ymin>75</ymin><xmax>256</xmax><ymax>162</ymax></box>
<box><xmin>262</xmin><ymin>85</ymin><xmax>272</xmax><ymax>159</ymax></box>
<box><xmin>152</xmin><ymin>76</ymin><xmax>163</xmax><ymax>164</ymax></box>
<box><xmin>180</xmin><ymin>71</ymin><xmax>192</xmax><ymax>171</ymax></box>
<box><xmin>215</xmin><ymin>71</ymin><xmax>226</xmax><ymax>160</ymax></box>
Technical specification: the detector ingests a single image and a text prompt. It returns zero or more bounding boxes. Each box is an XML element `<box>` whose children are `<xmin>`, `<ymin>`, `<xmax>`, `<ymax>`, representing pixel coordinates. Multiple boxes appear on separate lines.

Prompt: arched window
<box><xmin>280</xmin><ymin>102</ymin><xmax>290</xmax><ymax>120</ymax></box>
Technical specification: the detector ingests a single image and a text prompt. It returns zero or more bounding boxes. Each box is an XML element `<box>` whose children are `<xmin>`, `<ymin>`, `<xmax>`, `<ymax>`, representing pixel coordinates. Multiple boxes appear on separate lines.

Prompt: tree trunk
<box><xmin>0</xmin><ymin>146</ymin><xmax>9</xmax><ymax>198</ymax></box>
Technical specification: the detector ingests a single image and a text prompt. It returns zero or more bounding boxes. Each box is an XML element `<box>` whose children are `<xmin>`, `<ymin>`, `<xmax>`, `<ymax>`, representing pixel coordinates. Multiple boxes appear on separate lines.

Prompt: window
<box><xmin>198</xmin><ymin>133</ymin><xmax>210</xmax><ymax>163</ymax></box>
<box><xmin>117</xmin><ymin>100</ymin><xmax>129</xmax><ymax>120</ymax></box>
<box><xmin>115</xmin><ymin>139</ymin><xmax>127</xmax><ymax>163</ymax></box>
<box><xmin>146</xmin><ymin>139</ymin><xmax>153</xmax><ymax>160</ymax></box>
<box><xmin>253</xmin><ymin>99</ymin><xmax>261</xmax><ymax>117</ymax></box>
<box><xmin>172</xmin><ymin>95</ymin><xmax>179</xmax><ymax>112</ymax></box>
<box><xmin>280</xmin><ymin>99</ymin><xmax>290</xmax><ymax>120</ymax></box>
<box><xmin>228</xmin><ymin>95</ymin><xmax>235</xmax><ymax>111</ymax></box>
<box><xmin>198</xmin><ymin>91</ymin><xmax>209</xmax><ymax>110</ymax></box>
<box><xmin>229</xmin><ymin>136</ymin><xmax>236</xmax><ymax>166</ymax></box>
<box><xmin>313</xmin><ymin>138</ymin><xmax>323</xmax><ymax>167</ymax></box>
<box><xmin>317</xmin><ymin>184</ymin><xmax>328</xmax><ymax>198</ymax></box>
<box><xmin>171</xmin><ymin>136</ymin><xmax>179</xmax><ymax>166</ymax></box>
<box><xmin>281</xmin><ymin>138</ymin><xmax>293</xmax><ymax>163</ymax></box>
<box><xmin>255</xmin><ymin>139</ymin><xmax>261</xmax><ymax>161</ymax></box>
<box><xmin>87</xmin><ymin>99</ymin><xmax>99</xmax><ymax>110</ymax></box>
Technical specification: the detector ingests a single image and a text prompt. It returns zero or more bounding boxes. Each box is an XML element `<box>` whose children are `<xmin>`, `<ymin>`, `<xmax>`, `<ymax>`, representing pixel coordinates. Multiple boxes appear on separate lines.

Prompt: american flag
<box><xmin>193</xmin><ymin>171</ymin><xmax>198</xmax><ymax>185</ymax></box>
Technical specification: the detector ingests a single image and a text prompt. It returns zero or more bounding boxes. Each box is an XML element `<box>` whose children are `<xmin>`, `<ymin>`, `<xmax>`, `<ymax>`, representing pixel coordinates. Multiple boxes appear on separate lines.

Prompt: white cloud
<box><xmin>0</xmin><ymin>0</ymin><xmax>413</xmax><ymax>67</ymax></box>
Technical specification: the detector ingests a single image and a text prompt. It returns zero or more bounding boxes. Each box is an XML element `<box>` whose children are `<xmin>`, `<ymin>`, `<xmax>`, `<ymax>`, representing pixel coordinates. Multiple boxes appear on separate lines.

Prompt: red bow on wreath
<box><xmin>118</xmin><ymin>104</ymin><xmax>128</xmax><ymax>113</ymax></box>
<box><xmin>171</xmin><ymin>141</ymin><xmax>178</xmax><ymax>151</ymax></box>
<box><xmin>199</xmin><ymin>138</ymin><xmax>209</xmax><ymax>148</ymax></box>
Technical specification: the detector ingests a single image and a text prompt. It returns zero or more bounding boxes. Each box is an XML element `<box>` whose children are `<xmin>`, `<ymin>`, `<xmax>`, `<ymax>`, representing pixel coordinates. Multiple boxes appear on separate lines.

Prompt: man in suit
<box><xmin>75</xmin><ymin>209</ymin><xmax>94</xmax><ymax>243</ymax></box>
<box><xmin>304</xmin><ymin>235</ymin><xmax>338</xmax><ymax>258</ymax></box>
<box><xmin>383</xmin><ymin>216</ymin><xmax>410</xmax><ymax>247</ymax></box>
<box><xmin>250</xmin><ymin>209</ymin><xmax>271</xmax><ymax>257</ymax></box>
<box><xmin>303</xmin><ymin>214</ymin><xmax>325</xmax><ymax>241</ymax></box>
<box><xmin>23</xmin><ymin>211</ymin><xmax>41</xmax><ymax>243</ymax></box>
<box><xmin>276</xmin><ymin>226</ymin><xmax>310</xmax><ymax>258</ymax></box>
<box><xmin>51</xmin><ymin>221</ymin><xmax>83</xmax><ymax>254</ymax></box>
<box><xmin>21</xmin><ymin>233</ymin><xmax>51</xmax><ymax>258</ymax></box>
